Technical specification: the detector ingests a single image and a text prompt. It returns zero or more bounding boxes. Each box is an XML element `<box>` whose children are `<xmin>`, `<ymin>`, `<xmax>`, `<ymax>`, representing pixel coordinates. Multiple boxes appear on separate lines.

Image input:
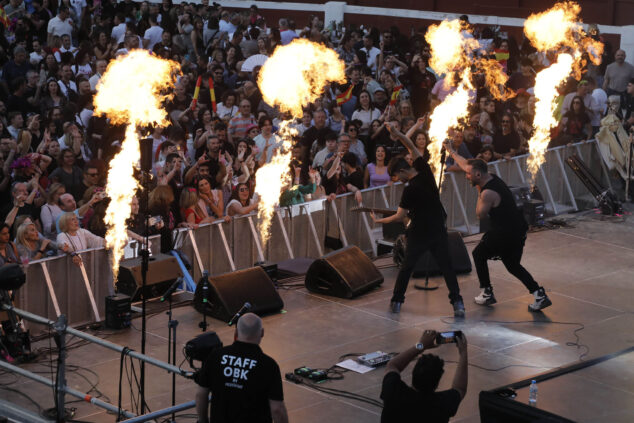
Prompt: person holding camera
<box><xmin>381</xmin><ymin>329</ymin><xmax>468</xmax><ymax>422</ymax></box>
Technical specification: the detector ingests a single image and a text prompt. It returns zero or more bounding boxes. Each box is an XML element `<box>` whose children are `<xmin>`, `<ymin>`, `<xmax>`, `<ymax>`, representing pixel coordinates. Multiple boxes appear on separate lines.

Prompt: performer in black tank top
<box><xmin>444</xmin><ymin>142</ymin><xmax>552</xmax><ymax>312</ymax></box>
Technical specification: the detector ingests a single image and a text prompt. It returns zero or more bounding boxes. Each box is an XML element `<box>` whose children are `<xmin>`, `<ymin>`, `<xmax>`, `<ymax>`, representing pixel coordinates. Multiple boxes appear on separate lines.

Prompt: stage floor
<box><xmin>4</xmin><ymin>206</ymin><xmax>634</xmax><ymax>423</ymax></box>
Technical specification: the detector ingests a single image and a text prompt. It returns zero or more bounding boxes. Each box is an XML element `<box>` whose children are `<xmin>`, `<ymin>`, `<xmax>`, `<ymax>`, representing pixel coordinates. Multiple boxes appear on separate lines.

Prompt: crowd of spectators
<box><xmin>0</xmin><ymin>1</ymin><xmax>633</xmax><ymax>264</ymax></box>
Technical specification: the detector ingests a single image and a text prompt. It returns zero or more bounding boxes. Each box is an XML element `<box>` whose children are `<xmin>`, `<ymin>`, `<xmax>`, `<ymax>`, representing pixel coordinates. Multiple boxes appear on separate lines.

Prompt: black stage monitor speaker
<box><xmin>193</xmin><ymin>267</ymin><xmax>284</xmax><ymax>323</ymax></box>
<box><xmin>393</xmin><ymin>231</ymin><xmax>472</xmax><ymax>277</ymax></box>
<box><xmin>305</xmin><ymin>246</ymin><xmax>384</xmax><ymax>298</ymax></box>
<box><xmin>117</xmin><ymin>253</ymin><xmax>183</xmax><ymax>301</ymax></box>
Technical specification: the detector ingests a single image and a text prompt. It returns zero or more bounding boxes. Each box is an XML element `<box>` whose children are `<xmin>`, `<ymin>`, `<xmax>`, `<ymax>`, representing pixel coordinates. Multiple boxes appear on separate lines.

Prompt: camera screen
<box><xmin>441</xmin><ymin>332</ymin><xmax>455</xmax><ymax>338</ymax></box>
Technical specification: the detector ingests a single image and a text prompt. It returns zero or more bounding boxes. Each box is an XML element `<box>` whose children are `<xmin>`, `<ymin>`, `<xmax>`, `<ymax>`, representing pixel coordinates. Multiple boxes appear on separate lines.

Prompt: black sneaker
<box><xmin>390</xmin><ymin>301</ymin><xmax>402</xmax><ymax>313</ymax></box>
<box><xmin>474</xmin><ymin>287</ymin><xmax>497</xmax><ymax>305</ymax></box>
<box><xmin>453</xmin><ymin>299</ymin><xmax>465</xmax><ymax>318</ymax></box>
<box><xmin>528</xmin><ymin>287</ymin><xmax>552</xmax><ymax>312</ymax></box>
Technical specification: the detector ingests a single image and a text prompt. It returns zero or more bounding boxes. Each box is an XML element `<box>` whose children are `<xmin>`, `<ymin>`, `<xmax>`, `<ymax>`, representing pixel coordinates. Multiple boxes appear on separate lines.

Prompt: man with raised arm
<box><xmin>371</xmin><ymin>123</ymin><xmax>464</xmax><ymax>317</ymax></box>
<box><xmin>380</xmin><ymin>329</ymin><xmax>468</xmax><ymax>422</ymax></box>
<box><xmin>443</xmin><ymin>141</ymin><xmax>552</xmax><ymax>311</ymax></box>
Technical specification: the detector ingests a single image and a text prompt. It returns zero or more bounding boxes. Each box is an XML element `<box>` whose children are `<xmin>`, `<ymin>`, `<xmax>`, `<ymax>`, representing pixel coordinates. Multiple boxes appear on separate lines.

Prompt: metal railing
<box><xmin>15</xmin><ymin>140</ymin><xmax>607</xmax><ymax>329</ymax></box>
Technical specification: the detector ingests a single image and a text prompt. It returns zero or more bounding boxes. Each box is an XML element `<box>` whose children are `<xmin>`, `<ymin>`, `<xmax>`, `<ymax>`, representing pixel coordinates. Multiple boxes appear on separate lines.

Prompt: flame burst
<box><xmin>524</xmin><ymin>1</ymin><xmax>603</xmax><ymax>182</ymax></box>
<box><xmin>425</xmin><ymin>20</ymin><xmax>511</xmax><ymax>183</ymax></box>
<box><xmin>255</xmin><ymin>39</ymin><xmax>345</xmax><ymax>243</ymax></box>
<box><xmin>94</xmin><ymin>50</ymin><xmax>179</xmax><ymax>278</ymax></box>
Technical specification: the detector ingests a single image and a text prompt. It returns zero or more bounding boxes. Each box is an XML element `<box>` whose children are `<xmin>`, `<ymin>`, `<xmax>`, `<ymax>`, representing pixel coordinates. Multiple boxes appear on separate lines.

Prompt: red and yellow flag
<box><xmin>208</xmin><ymin>77</ymin><xmax>216</xmax><ymax>113</ymax></box>
<box><xmin>494</xmin><ymin>49</ymin><xmax>510</xmax><ymax>62</ymax></box>
<box><xmin>389</xmin><ymin>85</ymin><xmax>403</xmax><ymax>105</ymax></box>
<box><xmin>191</xmin><ymin>76</ymin><xmax>202</xmax><ymax>110</ymax></box>
<box><xmin>336</xmin><ymin>84</ymin><xmax>353</xmax><ymax>106</ymax></box>
<box><xmin>0</xmin><ymin>8</ymin><xmax>9</xmax><ymax>28</ymax></box>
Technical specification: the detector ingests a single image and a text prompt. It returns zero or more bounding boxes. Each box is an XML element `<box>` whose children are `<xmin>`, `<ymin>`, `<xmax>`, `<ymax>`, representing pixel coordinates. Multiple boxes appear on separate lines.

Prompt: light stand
<box><xmin>138</xmin><ymin>138</ymin><xmax>154</xmax><ymax>414</ymax></box>
<box><xmin>415</xmin><ymin>147</ymin><xmax>447</xmax><ymax>291</ymax></box>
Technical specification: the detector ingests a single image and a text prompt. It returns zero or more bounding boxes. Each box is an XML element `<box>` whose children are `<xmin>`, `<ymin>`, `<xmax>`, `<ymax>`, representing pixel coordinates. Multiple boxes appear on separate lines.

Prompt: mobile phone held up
<box><xmin>436</xmin><ymin>330</ymin><xmax>463</xmax><ymax>345</ymax></box>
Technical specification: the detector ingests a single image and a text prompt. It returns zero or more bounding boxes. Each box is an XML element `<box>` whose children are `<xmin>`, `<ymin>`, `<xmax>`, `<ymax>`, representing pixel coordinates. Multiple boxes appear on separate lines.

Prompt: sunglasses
<box><xmin>349</xmin><ymin>127</ymin><xmax>358</xmax><ymax>132</ymax></box>
<box><xmin>239</xmin><ymin>188</ymin><xmax>248</xmax><ymax>192</ymax></box>
<box><xmin>87</xmin><ymin>172</ymin><xmax>98</xmax><ymax>177</ymax></box>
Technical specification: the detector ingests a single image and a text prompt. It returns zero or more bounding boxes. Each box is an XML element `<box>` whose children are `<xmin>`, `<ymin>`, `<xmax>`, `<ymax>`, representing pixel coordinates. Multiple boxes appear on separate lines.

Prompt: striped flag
<box><xmin>336</xmin><ymin>84</ymin><xmax>354</xmax><ymax>106</ymax></box>
<box><xmin>0</xmin><ymin>8</ymin><xmax>9</xmax><ymax>28</ymax></box>
<box><xmin>191</xmin><ymin>76</ymin><xmax>202</xmax><ymax>109</ymax></box>
<box><xmin>389</xmin><ymin>85</ymin><xmax>403</xmax><ymax>105</ymax></box>
<box><xmin>208</xmin><ymin>77</ymin><xmax>216</xmax><ymax>113</ymax></box>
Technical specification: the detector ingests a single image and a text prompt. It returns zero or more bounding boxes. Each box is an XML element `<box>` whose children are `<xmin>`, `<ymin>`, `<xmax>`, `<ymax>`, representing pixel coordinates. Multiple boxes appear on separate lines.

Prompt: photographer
<box><xmin>381</xmin><ymin>330</ymin><xmax>468</xmax><ymax>423</ymax></box>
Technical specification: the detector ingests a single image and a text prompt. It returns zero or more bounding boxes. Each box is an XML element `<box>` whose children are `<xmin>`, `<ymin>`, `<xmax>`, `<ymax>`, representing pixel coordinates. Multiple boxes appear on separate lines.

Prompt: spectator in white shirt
<box><xmin>279</xmin><ymin>18</ymin><xmax>297</xmax><ymax>45</ymax></box>
<box><xmin>89</xmin><ymin>60</ymin><xmax>107</xmax><ymax>92</ymax></box>
<box><xmin>360</xmin><ymin>35</ymin><xmax>381</xmax><ymax>74</ymax></box>
<box><xmin>143</xmin><ymin>14</ymin><xmax>164</xmax><ymax>50</ymax></box>
<box><xmin>218</xmin><ymin>11</ymin><xmax>236</xmax><ymax>36</ymax></box>
<box><xmin>69</xmin><ymin>0</ymin><xmax>86</xmax><ymax>23</ymax></box>
<box><xmin>47</xmin><ymin>6</ymin><xmax>73</xmax><ymax>47</ymax></box>
<box><xmin>111</xmin><ymin>13</ymin><xmax>127</xmax><ymax>43</ymax></box>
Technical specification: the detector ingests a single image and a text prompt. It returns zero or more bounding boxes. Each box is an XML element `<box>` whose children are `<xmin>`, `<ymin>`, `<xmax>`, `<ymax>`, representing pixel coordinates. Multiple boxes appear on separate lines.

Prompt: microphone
<box><xmin>160</xmin><ymin>277</ymin><xmax>184</xmax><ymax>302</ymax></box>
<box><xmin>228</xmin><ymin>302</ymin><xmax>252</xmax><ymax>326</ymax></box>
<box><xmin>201</xmin><ymin>270</ymin><xmax>210</xmax><ymax>304</ymax></box>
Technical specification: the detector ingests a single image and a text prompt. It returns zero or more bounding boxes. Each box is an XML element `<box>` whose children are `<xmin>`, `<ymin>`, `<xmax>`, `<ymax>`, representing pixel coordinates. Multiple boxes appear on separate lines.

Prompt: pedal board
<box><xmin>357</xmin><ymin>351</ymin><xmax>393</xmax><ymax>367</ymax></box>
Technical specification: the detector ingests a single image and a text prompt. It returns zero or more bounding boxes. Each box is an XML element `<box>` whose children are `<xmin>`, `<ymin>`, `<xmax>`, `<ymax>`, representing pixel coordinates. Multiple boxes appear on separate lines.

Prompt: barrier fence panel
<box><xmin>14</xmin><ymin>140</ymin><xmax>613</xmax><ymax>329</ymax></box>
<box><xmin>293</xmin><ymin>200</ymin><xmax>327</xmax><ymax>258</ymax></box>
<box><xmin>17</xmin><ymin>249</ymin><xmax>113</xmax><ymax>335</ymax></box>
<box><xmin>231</xmin><ymin>214</ymin><xmax>261</xmax><ymax>270</ymax></box>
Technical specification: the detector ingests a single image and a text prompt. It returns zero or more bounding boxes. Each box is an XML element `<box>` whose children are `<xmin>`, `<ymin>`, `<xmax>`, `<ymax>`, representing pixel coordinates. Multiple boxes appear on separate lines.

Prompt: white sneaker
<box><xmin>474</xmin><ymin>287</ymin><xmax>497</xmax><ymax>305</ymax></box>
<box><xmin>528</xmin><ymin>287</ymin><xmax>552</xmax><ymax>312</ymax></box>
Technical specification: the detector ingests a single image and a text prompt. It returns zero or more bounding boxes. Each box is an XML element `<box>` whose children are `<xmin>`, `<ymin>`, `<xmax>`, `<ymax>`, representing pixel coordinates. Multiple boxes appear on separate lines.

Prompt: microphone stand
<box><xmin>139</xmin><ymin>170</ymin><xmax>150</xmax><ymax>414</ymax></box>
<box><xmin>198</xmin><ymin>271</ymin><xmax>209</xmax><ymax>332</ymax></box>
<box><xmin>166</xmin><ymin>291</ymin><xmax>178</xmax><ymax>422</ymax></box>
<box><xmin>415</xmin><ymin>146</ymin><xmax>447</xmax><ymax>291</ymax></box>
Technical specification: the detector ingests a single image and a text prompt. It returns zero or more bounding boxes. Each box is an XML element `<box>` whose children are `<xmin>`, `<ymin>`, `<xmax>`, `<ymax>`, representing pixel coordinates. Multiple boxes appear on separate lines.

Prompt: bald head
<box><xmin>236</xmin><ymin>313</ymin><xmax>263</xmax><ymax>344</ymax></box>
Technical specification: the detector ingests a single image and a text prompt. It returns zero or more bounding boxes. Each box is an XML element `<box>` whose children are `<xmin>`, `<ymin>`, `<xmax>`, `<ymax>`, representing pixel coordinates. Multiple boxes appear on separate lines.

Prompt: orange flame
<box><xmin>523</xmin><ymin>1</ymin><xmax>603</xmax><ymax>182</ymax></box>
<box><xmin>94</xmin><ymin>50</ymin><xmax>179</xmax><ymax>278</ymax></box>
<box><xmin>425</xmin><ymin>19</ymin><xmax>513</xmax><ymax>184</ymax></box>
<box><xmin>255</xmin><ymin>39</ymin><xmax>345</xmax><ymax>243</ymax></box>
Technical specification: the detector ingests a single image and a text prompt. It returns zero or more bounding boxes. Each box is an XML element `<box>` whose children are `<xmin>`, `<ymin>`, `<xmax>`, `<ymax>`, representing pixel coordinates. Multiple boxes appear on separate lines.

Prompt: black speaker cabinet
<box><xmin>305</xmin><ymin>246</ymin><xmax>384</xmax><ymax>298</ymax></box>
<box><xmin>117</xmin><ymin>253</ymin><xmax>183</xmax><ymax>301</ymax></box>
<box><xmin>193</xmin><ymin>267</ymin><xmax>284</xmax><ymax>323</ymax></box>
<box><xmin>393</xmin><ymin>231</ymin><xmax>472</xmax><ymax>277</ymax></box>
<box><xmin>412</xmin><ymin>231</ymin><xmax>472</xmax><ymax>277</ymax></box>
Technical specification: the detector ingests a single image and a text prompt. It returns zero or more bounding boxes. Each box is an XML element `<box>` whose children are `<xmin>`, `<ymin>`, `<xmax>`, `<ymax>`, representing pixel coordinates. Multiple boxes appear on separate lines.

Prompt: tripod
<box><xmin>415</xmin><ymin>148</ymin><xmax>448</xmax><ymax>291</ymax></box>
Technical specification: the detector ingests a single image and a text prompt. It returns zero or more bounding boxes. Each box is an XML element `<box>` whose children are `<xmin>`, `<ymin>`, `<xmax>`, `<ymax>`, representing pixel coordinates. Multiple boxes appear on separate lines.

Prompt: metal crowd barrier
<box><xmin>17</xmin><ymin>140</ymin><xmax>608</xmax><ymax>328</ymax></box>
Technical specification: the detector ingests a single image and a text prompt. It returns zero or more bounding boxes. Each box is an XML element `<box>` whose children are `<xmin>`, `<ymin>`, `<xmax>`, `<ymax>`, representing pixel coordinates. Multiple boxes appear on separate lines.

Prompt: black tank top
<box><xmin>482</xmin><ymin>174</ymin><xmax>527</xmax><ymax>234</ymax></box>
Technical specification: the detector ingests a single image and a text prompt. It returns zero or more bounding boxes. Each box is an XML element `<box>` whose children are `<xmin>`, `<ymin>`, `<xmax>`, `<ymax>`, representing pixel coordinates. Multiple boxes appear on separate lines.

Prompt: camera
<box><xmin>435</xmin><ymin>330</ymin><xmax>463</xmax><ymax>345</ymax></box>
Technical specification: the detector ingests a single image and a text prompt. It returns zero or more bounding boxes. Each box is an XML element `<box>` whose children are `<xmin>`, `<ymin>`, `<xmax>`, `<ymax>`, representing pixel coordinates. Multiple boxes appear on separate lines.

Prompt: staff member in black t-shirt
<box><xmin>444</xmin><ymin>142</ymin><xmax>552</xmax><ymax>311</ymax></box>
<box><xmin>194</xmin><ymin>313</ymin><xmax>288</xmax><ymax>423</ymax></box>
<box><xmin>380</xmin><ymin>329</ymin><xmax>468</xmax><ymax>423</ymax></box>
<box><xmin>371</xmin><ymin>124</ymin><xmax>464</xmax><ymax>317</ymax></box>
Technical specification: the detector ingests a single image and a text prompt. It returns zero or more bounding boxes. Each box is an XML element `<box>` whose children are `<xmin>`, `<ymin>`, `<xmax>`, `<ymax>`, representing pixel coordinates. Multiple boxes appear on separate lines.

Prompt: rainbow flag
<box><xmin>336</xmin><ymin>84</ymin><xmax>353</xmax><ymax>106</ymax></box>
<box><xmin>389</xmin><ymin>85</ymin><xmax>403</xmax><ymax>105</ymax></box>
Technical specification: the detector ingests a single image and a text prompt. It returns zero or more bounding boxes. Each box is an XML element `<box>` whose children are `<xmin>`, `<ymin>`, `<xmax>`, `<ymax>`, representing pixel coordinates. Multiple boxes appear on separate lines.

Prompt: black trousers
<box><xmin>392</xmin><ymin>229</ymin><xmax>462</xmax><ymax>304</ymax></box>
<box><xmin>472</xmin><ymin>230</ymin><xmax>539</xmax><ymax>293</ymax></box>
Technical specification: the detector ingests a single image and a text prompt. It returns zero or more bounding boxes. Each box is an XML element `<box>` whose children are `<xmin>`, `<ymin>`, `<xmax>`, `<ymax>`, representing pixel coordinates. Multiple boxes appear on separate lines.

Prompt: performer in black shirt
<box><xmin>194</xmin><ymin>313</ymin><xmax>288</xmax><ymax>423</ymax></box>
<box><xmin>371</xmin><ymin>124</ymin><xmax>464</xmax><ymax>317</ymax></box>
<box><xmin>444</xmin><ymin>142</ymin><xmax>552</xmax><ymax>311</ymax></box>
